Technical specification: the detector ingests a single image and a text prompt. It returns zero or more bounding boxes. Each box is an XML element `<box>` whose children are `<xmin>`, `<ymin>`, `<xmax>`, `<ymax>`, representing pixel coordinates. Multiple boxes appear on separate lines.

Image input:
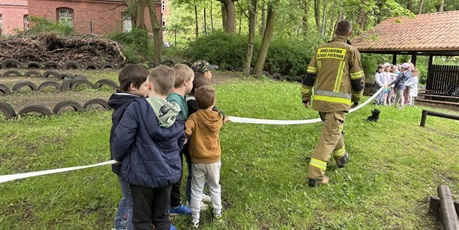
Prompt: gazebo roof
<box><xmin>351</xmin><ymin>10</ymin><xmax>459</xmax><ymax>55</ymax></box>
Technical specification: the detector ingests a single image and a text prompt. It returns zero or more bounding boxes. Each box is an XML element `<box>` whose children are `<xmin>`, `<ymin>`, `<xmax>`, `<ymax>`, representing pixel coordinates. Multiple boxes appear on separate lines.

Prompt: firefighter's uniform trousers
<box><xmin>308</xmin><ymin>111</ymin><xmax>346</xmax><ymax>179</ymax></box>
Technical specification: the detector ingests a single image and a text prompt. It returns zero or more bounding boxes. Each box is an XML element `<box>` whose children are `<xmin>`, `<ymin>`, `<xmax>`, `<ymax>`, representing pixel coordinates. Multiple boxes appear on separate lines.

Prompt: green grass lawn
<box><xmin>1</xmin><ymin>76</ymin><xmax>458</xmax><ymax>229</ymax></box>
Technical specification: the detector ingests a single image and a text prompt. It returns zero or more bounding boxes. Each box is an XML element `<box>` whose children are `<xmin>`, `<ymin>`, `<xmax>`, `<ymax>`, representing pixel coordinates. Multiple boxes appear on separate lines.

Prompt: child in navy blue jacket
<box><xmin>108</xmin><ymin>64</ymin><xmax>150</xmax><ymax>230</ymax></box>
<box><xmin>388</xmin><ymin>63</ymin><xmax>410</xmax><ymax>109</ymax></box>
<box><xmin>112</xmin><ymin>65</ymin><xmax>184</xmax><ymax>230</ymax></box>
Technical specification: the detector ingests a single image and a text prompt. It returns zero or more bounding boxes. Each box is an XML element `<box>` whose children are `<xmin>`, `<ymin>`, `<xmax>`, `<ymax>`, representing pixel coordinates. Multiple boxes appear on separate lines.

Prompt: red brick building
<box><xmin>0</xmin><ymin>0</ymin><xmax>167</xmax><ymax>36</ymax></box>
<box><xmin>0</xmin><ymin>0</ymin><xmax>29</xmax><ymax>35</ymax></box>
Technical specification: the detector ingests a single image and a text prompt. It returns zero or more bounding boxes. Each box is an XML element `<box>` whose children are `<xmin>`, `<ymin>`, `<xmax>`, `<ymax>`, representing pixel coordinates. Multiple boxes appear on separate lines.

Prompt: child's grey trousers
<box><xmin>190</xmin><ymin>161</ymin><xmax>222</xmax><ymax>221</ymax></box>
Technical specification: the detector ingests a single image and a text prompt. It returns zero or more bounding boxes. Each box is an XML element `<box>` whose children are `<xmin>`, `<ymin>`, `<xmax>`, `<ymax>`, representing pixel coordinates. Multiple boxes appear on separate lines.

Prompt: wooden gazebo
<box><xmin>352</xmin><ymin>10</ymin><xmax>459</xmax><ymax>107</ymax></box>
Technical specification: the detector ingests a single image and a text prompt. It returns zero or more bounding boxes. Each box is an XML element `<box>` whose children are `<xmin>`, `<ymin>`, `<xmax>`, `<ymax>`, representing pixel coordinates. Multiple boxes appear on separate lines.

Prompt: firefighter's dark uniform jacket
<box><xmin>301</xmin><ymin>36</ymin><xmax>365</xmax><ymax>112</ymax></box>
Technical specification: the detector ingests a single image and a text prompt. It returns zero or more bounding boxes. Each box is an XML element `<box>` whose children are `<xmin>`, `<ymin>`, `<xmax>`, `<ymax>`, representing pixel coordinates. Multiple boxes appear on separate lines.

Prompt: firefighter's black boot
<box><xmin>308</xmin><ymin>176</ymin><xmax>329</xmax><ymax>187</ymax></box>
<box><xmin>337</xmin><ymin>151</ymin><xmax>349</xmax><ymax>168</ymax></box>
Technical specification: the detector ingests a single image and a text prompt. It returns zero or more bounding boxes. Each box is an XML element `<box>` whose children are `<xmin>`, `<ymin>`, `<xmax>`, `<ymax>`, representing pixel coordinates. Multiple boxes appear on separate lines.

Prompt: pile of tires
<box><xmin>0</xmin><ymin>59</ymin><xmax>118</xmax><ymax>70</ymax></box>
<box><xmin>271</xmin><ymin>73</ymin><xmax>303</xmax><ymax>83</ymax></box>
<box><xmin>0</xmin><ymin>78</ymin><xmax>118</xmax><ymax>95</ymax></box>
<box><xmin>0</xmin><ymin>99</ymin><xmax>111</xmax><ymax>119</ymax></box>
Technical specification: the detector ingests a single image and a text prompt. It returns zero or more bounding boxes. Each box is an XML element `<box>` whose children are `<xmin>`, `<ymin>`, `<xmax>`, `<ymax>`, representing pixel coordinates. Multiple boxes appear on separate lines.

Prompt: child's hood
<box><xmin>195</xmin><ymin>110</ymin><xmax>222</xmax><ymax>132</ymax></box>
<box><xmin>146</xmin><ymin>96</ymin><xmax>181</xmax><ymax>128</ymax></box>
<box><xmin>108</xmin><ymin>90</ymin><xmax>141</xmax><ymax>110</ymax></box>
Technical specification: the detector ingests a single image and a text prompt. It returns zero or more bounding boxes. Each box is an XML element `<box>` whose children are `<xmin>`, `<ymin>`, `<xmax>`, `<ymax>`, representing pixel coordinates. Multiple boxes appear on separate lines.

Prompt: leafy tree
<box><xmin>253</xmin><ymin>0</ymin><xmax>280</xmax><ymax>76</ymax></box>
<box><xmin>243</xmin><ymin>0</ymin><xmax>258</xmax><ymax>76</ymax></box>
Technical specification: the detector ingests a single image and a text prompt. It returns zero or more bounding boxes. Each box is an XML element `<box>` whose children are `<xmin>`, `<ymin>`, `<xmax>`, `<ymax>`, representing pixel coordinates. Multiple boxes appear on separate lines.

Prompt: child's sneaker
<box><xmin>214</xmin><ymin>213</ymin><xmax>223</xmax><ymax>223</ymax></box>
<box><xmin>202</xmin><ymin>194</ymin><xmax>212</xmax><ymax>204</ymax></box>
<box><xmin>169</xmin><ymin>204</ymin><xmax>192</xmax><ymax>215</ymax></box>
<box><xmin>191</xmin><ymin>219</ymin><xmax>199</xmax><ymax>228</ymax></box>
<box><xmin>200</xmin><ymin>201</ymin><xmax>209</xmax><ymax>211</ymax></box>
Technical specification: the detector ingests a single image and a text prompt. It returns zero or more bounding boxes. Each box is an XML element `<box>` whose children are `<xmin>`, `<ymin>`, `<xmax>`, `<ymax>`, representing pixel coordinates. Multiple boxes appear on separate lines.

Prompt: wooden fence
<box><xmin>427</xmin><ymin>65</ymin><xmax>459</xmax><ymax>95</ymax></box>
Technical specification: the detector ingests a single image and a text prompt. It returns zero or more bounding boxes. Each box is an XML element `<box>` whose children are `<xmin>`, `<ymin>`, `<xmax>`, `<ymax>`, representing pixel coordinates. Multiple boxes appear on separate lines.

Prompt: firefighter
<box><xmin>301</xmin><ymin>20</ymin><xmax>365</xmax><ymax>187</ymax></box>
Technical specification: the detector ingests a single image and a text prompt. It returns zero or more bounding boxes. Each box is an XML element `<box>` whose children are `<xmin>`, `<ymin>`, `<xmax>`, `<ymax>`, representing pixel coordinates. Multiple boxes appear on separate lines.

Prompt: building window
<box><xmin>24</xmin><ymin>15</ymin><xmax>29</xmax><ymax>31</ymax></box>
<box><xmin>57</xmin><ymin>8</ymin><xmax>73</xmax><ymax>26</ymax></box>
<box><xmin>122</xmin><ymin>14</ymin><xmax>132</xmax><ymax>33</ymax></box>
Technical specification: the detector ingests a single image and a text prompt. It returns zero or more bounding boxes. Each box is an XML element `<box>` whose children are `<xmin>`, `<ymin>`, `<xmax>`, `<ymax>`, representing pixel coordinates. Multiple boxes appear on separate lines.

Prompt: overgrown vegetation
<box><xmin>108</xmin><ymin>28</ymin><xmax>153</xmax><ymax>64</ymax></box>
<box><xmin>184</xmin><ymin>31</ymin><xmax>325</xmax><ymax>76</ymax></box>
<box><xmin>23</xmin><ymin>16</ymin><xmax>75</xmax><ymax>35</ymax></box>
<box><xmin>1</xmin><ymin>73</ymin><xmax>458</xmax><ymax>229</ymax></box>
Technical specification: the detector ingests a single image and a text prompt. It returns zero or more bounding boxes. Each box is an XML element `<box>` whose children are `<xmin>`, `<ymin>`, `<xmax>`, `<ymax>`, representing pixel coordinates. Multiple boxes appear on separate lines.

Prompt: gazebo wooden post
<box><xmin>426</xmin><ymin>55</ymin><xmax>434</xmax><ymax>91</ymax></box>
<box><xmin>411</xmin><ymin>54</ymin><xmax>417</xmax><ymax>66</ymax></box>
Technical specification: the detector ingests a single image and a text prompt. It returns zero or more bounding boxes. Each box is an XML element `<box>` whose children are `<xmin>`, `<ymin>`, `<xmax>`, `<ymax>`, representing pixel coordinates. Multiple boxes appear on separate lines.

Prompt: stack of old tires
<box><xmin>0</xmin><ymin>59</ymin><xmax>119</xmax><ymax>119</ymax></box>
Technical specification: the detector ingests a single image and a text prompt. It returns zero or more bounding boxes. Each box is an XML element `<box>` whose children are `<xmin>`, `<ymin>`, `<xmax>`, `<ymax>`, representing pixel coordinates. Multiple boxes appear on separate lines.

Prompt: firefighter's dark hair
<box><xmin>335</xmin><ymin>20</ymin><xmax>352</xmax><ymax>36</ymax></box>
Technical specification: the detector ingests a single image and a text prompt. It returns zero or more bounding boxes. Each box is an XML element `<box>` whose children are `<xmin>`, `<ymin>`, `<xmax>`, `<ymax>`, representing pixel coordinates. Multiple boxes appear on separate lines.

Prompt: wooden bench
<box><xmin>416</xmin><ymin>90</ymin><xmax>459</xmax><ymax>108</ymax></box>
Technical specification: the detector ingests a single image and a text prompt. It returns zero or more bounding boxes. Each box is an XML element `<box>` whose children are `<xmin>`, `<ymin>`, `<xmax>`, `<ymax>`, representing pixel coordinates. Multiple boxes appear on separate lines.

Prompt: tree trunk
<box><xmin>418</xmin><ymin>0</ymin><xmax>424</xmax><ymax>14</ymax></box>
<box><xmin>204</xmin><ymin>7</ymin><xmax>207</xmax><ymax>35</ymax></box>
<box><xmin>195</xmin><ymin>0</ymin><xmax>199</xmax><ymax>40</ymax></box>
<box><xmin>357</xmin><ymin>4</ymin><xmax>366</xmax><ymax>30</ymax></box>
<box><xmin>220</xmin><ymin>0</ymin><xmax>237</xmax><ymax>34</ymax></box>
<box><xmin>238</xmin><ymin>3</ymin><xmax>243</xmax><ymax>34</ymax></box>
<box><xmin>243</xmin><ymin>0</ymin><xmax>258</xmax><ymax>76</ymax></box>
<box><xmin>438</xmin><ymin>0</ymin><xmax>444</xmax><ymax>12</ymax></box>
<box><xmin>407</xmin><ymin>0</ymin><xmax>413</xmax><ymax>11</ymax></box>
<box><xmin>136</xmin><ymin>0</ymin><xmax>146</xmax><ymax>29</ymax></box>
<box><xmin>126</xmin><ymin>0</ymin><xmax>138</xmax><ymax>27</ymax></box>
<box><xmin>146</xmin><ymin>0</ymin><xmax>162</xmax><ymax>64</ymax></box>
<box><xmin>321</xmin><ymin>0</ymin><xmax>327</xmax><ymax>35</ymax></box>
<box><xmin>328</xmin><ymin>10</ymin><xmax>335</xmax><ymax>39</ymax></box>
<box><xmin>221</xmin><ymin>1</ymin><xmax>228</xmax><ymax>31</ymax></box>
<box><xmin>301</xmin><ymin>0</ymin><xmax>309</xmax><ymax>36</ymax></box>
<box><xmin>314</xmin><ymin>0</ymin><xmax>320</xmax><ymax>32</ymax></box>
<box><xmin>211</xmin><ymin>0</ymin><xmax>214</xmax><ymax>30</ymax></box>
<box><xmin>260</xmin><ymin>0</ymin><xmax>265</xmax><ymax>36</ymax></box>
<box><xmin>253</xmin><ymin>0</ymin><xmax>279</xmax><ymax>76</ymax></box>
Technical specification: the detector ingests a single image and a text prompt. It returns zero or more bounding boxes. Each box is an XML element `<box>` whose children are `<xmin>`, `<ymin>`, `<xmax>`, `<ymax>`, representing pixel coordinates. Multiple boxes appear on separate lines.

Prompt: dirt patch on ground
<box><xmin>211</xmin><ymin>71</ymin><xmax>242</xmax><ymax>85</ymax></box>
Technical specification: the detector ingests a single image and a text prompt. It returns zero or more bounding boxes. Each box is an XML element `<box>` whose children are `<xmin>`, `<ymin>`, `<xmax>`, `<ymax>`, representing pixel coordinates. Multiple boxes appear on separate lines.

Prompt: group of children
<box><xmin>374</xmin><ymin>62</ymin><xmax>419</xmax><ymax>108</ymax></box>
<box><xmin>108</xmin><ymin>60</ymin><xmax>227</xmax><ymax>230</ymax></box>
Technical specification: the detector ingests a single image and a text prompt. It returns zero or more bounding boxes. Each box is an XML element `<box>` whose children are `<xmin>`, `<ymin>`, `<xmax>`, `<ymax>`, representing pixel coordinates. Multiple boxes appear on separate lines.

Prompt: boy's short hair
<box><xmin>195</xmin><ymin>85</ymin><xmax>215</xmax><ymax>109</ymax></box>
<box><xmin>118</xmin><ymin>64</ymin><xmax>149</xmax><ymax>92</ymax></box>
<box><xmin>190</xmin><ymin>76</ymin><xmax>210</xmax><ymax>94</ymax></box>
<box><xmin>172</xmin><ymin>64</ymin><xmax>194</xmax><ymax>88</ymax></box>
<box><xmin>149</xmin><ymin>65</ymin><xmax>175</xmax><ymax>95</ymax></box>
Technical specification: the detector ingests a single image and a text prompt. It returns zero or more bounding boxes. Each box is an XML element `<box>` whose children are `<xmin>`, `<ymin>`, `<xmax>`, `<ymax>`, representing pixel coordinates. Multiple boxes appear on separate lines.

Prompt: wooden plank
<box><xmin>415</xmin><ymin>98</ymin><xmax>459</xmax><ymax>106</ymax></box>
<box><xmin>417</xmin><ymin>94</ymin><xmax>459</xmax><ymax>99</ymax></box>
<box><xmin>431</xmin><ymin>196</ymin><xmax>459</xmax><ymax>219</ymax></box>
<box><xmin>437</xmin><ymin>185</ymin><xmax>459</xmax><ymax>230</ymax></box>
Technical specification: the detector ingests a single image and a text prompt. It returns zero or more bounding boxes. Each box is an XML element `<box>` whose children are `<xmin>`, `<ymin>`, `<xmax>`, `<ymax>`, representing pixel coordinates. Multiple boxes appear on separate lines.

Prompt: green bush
<box><xmin>361</xmin><ymin>53</ymin><xmax>392</xmax><ymax>84</ymax></box>
<box><xmin>25</xmin><ymin>16</ymin><xmax>74</xmax><ymax>35</ymax></box>
<box><xmin>265</xmin><ymin>35</ymin><xmax>324</xmax><ymax>76</ymax></box>
<box><xmin>185</xmin><ymin>31</ymin><xmax>324</xmax><ymax>76</ymax></box>
<box><xmin>108</xmin><ymin>28</ymin><xmax>152</xmax><ymax>64</ymax></box>
<box><xmin>415</xmin><ymin>56</ymin><xmax>429</xmax><ymax>85</ymax></box>
<box><xmin>185</xmin><ymin>30</ymin><xmax>249</xmax><ymax>70</ymax></box>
